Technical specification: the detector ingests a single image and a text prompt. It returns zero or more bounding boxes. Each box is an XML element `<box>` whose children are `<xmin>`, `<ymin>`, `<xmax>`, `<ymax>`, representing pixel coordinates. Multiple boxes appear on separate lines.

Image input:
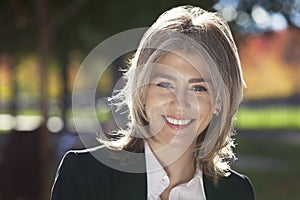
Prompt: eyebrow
<box><xmin>188</xmin><ymin>78</ymin><xmax>206</xmax><ymax>83</ymax></box>
<box><xmin>153</xmin><ymin>73</ymin><xmax>208</xmax><ymax>83</ymax></box>
<box><xmin>153</xmin><ymin>73</ymin><xmax>177</xmax><ymax>81</ymax></box>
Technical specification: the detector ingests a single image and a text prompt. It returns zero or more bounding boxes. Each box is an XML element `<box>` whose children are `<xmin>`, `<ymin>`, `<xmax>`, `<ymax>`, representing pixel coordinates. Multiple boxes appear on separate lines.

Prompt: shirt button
<box><xmin>161</xmin><ymin>175</ymin><xmax>169</xmax><ymax>185</ymax></box>
<box><xmin>162</xmin><ymin>175</ymin><xmax>168</xmax><ymax>181</ymax></box>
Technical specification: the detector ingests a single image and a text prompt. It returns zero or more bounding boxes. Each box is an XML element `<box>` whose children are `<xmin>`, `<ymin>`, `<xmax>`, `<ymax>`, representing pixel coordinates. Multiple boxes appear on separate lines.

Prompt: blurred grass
<box><xmin>2</xmin><ymin>105</ymin><xmax>299</xmax><ymax>130</ymax></box>
<box><xmin>235</xmin><ymin>136</ymin><xmax>300</xmax><ymax>200</ymax></box>
<box><xmin>236</xmin><ymin>106</ymin><xmax>300</xmax><ymax>129</ymax></box>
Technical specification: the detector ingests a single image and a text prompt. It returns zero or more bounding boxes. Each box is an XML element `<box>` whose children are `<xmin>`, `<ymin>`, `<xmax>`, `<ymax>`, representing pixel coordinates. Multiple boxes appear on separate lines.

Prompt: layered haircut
<box><xmin>103</xmin><ymin>5</ymin><xmax>245</xmax><ymax>182</ymax></box>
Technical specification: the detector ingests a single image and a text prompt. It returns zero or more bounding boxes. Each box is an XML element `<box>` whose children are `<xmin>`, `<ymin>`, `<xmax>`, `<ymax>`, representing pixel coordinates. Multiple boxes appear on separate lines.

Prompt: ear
<box><xmin>213</xmin><ymin>101</ymin><xmax>221</xmax><ymax>116</ymax></box>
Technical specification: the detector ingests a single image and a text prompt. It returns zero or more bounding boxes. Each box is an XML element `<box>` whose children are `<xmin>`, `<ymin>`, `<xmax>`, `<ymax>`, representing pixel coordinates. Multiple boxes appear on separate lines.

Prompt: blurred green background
<box><xmin>0</xmin><ymin>0</ymin><xmax>299</xmax><ymax>199</ymax></box>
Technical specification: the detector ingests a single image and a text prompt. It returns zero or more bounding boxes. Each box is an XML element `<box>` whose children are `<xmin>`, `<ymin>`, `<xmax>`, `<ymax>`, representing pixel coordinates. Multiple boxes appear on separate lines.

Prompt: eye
<box><xmin>156</xmin><ymin>82</ymin><xmax>174</xmax><ymax>89</ymax></box>
<box><xmin>190</xmin><ymin>85</ymin><xmax>207</xmax><ymax>92</ymax></box>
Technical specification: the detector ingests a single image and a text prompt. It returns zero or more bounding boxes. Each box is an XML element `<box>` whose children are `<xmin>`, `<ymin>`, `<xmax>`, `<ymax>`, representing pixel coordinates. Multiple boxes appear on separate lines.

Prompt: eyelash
<box><xmin>156</xmin><ymin>82</ymin><xmax>174</xmax><ymax>88</ymax></box>
<box><xmin>156</xmin><ymin>82</ymin><xmax>207</xmax><ymax>92</ymax></box>
<box><xmin>190</xmin><ymin>85</ymin><xmax>207</xmax><ymax>92</ymax></box>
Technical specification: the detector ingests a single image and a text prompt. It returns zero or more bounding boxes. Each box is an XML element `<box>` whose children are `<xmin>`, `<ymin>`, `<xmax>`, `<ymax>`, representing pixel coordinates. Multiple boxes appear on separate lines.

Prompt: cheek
<box><xmin>145</xmin><ymin>93</ymin><xmax>168</xmax><ymax>136</ymax></box>
<box><xmin>145</xmin><ymin>92</ymin><xmax>167</xmax><ymax>120</ymax></box>
<box><xmin>145</xmin><ymin>89</ymin><xmax>169</xmax><ymax>117</ymax></box>
<box><xmin>195</xmin><ymin>97</ymin><xmax>213</xmax><ymax>123</ymax></box>
<box><xmin>194</xmin><ymin>95</ymin><xmax>212</xmax><ymax>111</ymax></box>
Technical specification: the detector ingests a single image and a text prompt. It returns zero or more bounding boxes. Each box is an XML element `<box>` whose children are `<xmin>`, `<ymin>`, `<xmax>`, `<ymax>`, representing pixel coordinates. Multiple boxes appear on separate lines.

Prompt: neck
<box><xmin>148</xmin><ymin>141</ymin><xmax>196</xmax><ymax>187</ymax></box>
<box><xmin>165</xmin><ymin>149</ymin><xmax>196</xmax><ymax>187</ymax></box>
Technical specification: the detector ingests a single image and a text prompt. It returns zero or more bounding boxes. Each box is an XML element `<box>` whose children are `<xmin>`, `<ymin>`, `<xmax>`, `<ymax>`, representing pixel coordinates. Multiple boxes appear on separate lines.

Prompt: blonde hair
<box><xmin>103</xmin><ymin>5</ymin><xmax>245</xmax><ymax>183</ymax></box>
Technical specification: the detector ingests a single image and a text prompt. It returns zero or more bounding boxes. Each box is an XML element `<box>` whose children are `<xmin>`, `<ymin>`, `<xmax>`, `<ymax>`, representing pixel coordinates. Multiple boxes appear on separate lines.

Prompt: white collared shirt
<box><xmin>145</xmin><ymin>142</ymin><xmax>206</xmax><ymax>200</ymax></box>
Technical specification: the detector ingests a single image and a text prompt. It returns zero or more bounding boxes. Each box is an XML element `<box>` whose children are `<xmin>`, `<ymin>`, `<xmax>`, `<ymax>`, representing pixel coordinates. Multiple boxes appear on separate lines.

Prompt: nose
<box><xmin>171</xmin><ymin>87</ymin><xmax>191</xmax><ymax>109</ymax></box>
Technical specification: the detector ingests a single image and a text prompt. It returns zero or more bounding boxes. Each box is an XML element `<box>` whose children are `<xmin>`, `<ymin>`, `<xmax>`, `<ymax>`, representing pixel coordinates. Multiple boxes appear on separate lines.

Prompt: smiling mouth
<box><xmin>163</xmin><ymin>115</ymin><xmax>194</xmax><ymax>128</ymax></box>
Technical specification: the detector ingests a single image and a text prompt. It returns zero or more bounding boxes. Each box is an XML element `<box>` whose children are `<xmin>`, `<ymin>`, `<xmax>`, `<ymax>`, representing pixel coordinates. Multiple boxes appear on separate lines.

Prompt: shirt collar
<box><xmin>144</xmin><ymin>142</ymin><xmax>206</xmax><ymax>200</ymax></box>
<box><xmin>145</xmin><ymin>141</ymin><xmax>169</xmax><ymax>198</ymax></box>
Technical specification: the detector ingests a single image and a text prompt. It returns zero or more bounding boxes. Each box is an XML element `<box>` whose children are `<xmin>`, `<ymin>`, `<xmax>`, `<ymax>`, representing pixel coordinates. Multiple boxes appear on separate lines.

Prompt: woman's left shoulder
<box><xmin>203</xmin><ymin>169</ymin><xmax>255</xmax><ymax>200</ymax></box>
<box><xmin>220</xmin><ymin>169</ymin><xmax>255</xmax><ymax>199</ymax></box>
<box><xmin>225</xmin><ymin>169</ymin><xmax>253</xmax><ymax>185</ymax></box>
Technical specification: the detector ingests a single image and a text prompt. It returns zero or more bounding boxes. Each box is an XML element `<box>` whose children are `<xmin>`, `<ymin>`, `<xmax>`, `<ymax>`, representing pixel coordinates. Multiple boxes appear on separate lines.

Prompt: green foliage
<box><xmin>236</xmin><ymin>106</ymin><xmax>300</xmax><ymax>130</ymax></box>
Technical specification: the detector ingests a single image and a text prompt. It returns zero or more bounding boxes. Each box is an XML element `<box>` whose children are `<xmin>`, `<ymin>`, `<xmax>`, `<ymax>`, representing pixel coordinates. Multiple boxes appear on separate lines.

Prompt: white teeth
<box><xmin>165</xmin><ymin>116</ymin><xmax>192</xmax><ymax>125</ymax></box>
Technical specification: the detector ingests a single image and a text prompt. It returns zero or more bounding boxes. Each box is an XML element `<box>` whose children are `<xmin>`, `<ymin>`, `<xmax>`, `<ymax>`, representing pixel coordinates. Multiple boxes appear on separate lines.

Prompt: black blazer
<box><xmin>51</xmin><ymin>146</ymin><xmax>255</xmax><ymax>200</ymax></box>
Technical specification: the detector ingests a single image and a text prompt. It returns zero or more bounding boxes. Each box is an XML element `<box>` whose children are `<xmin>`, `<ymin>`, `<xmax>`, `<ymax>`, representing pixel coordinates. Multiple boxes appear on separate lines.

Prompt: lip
<box><xmin>162</xmin><ymin>115</ymin><xmax>194</xmax><ymax>130</ymax></box>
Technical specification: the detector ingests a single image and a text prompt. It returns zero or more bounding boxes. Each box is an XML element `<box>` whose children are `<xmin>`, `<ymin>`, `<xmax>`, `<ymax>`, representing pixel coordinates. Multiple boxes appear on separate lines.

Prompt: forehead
<box><xmin>152</xmin><ymin>51</ymin><xmax>209</xmax><ymax>79</ymax></box>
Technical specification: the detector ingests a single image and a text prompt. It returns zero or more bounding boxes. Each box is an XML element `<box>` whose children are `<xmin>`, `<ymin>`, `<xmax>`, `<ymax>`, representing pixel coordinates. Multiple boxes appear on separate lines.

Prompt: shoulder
<box><xmin>204</xmin><ymin>169</ymin><xmax>255</xmax><ymax>200</ymax></box>
<box><xmin>51</xmin><ymin>146</ymin><xmax>117</xmax><ymax>200</ymax></box>
<box><xmin>221</xmin><ymin>169</ymin><xmax>253</xmax><ymax>187</ymax></box>
<box><xmin>58</xmin><ymin>146</ymin><xmax>101</xmax><ymax>166</ymax></box>
<box><xmin>219</xmin><ymin>169</ymin><xmax>255</xmax><ymax>199</ymax></box>
<box><xmin>59</xmin><ymin>145</ymin><xmax>116</xmax><ymax>172</ymax></box>
<box><xmin>62</xmin><ymin>146</ymin><xmax>103</xmax><ymax>160</ymax></box>
<box><xmin>53</xmin><ymin>145</ymin><xmax>112</xmax><ymax>185</ymax></box>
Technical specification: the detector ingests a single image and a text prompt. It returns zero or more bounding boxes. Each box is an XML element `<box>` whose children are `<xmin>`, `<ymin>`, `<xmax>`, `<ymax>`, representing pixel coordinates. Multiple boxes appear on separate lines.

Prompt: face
<box><xmin>145</xmin><ymin>52</ymin><xmax>213</xmax><ymax>150</ymax></box>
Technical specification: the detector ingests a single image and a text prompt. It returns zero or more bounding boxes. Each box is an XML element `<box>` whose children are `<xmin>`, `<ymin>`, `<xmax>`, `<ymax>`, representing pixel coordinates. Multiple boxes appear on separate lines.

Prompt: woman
<box><xmin>51</xmin><ymin>5</ymin><xmax>255</xmax><ymax>200</ymax></box>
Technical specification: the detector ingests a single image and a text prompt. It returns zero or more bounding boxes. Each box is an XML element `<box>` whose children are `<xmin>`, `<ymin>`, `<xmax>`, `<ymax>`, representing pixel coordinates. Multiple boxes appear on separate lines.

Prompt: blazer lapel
<box><xmin>112</xmin><ymin>150</ymin><xmax>148</xmax><ymax>200</ymax></box>
<box><xmin>113</xmin><ymin>170</ymin><xmax>215</xmax><ymax>200</ymax></box>
<box><xmin>203</xmin><ymin>174</ymin><xmax>217</xmax><ymax>199</ymax></box>
<box><xmin>114</xmin><ymin>171</ymin><xmax>147</xmax><ymax>200</ymax></box>
<box><xmin>108</xmin><ymin>148</ymin><xmax>222</xmax><ymax>200</ymax></box>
